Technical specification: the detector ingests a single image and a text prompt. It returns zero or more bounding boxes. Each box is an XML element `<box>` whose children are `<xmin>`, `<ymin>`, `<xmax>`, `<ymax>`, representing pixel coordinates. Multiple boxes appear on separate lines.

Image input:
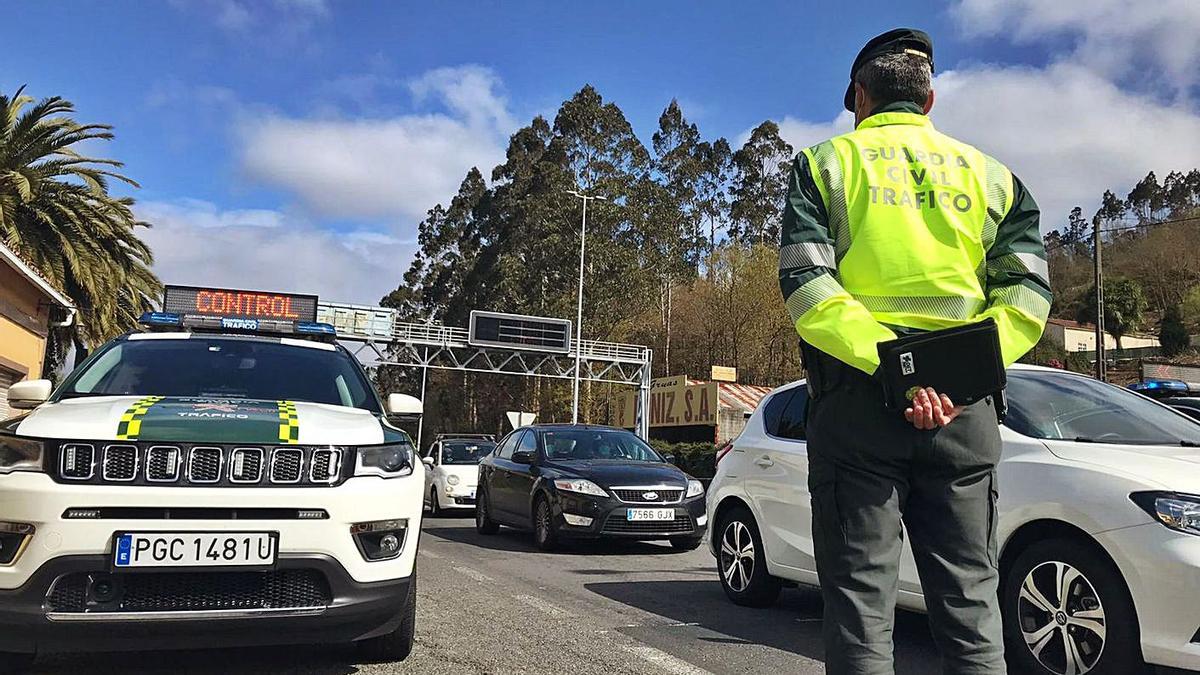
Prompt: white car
<box><xmin>422</xmin><ymin>435</ymin><xmax>494</xmax><ymax>515</ymax></box>
<box><xmin>706</xmin><ymin>365</ymin><xmax>1200</xmax><ymax>675</ymax></box>
<box><xmin>0</xmin><ymin>295</ymin><xmax>425</xmax><ymax>669</ymax></box>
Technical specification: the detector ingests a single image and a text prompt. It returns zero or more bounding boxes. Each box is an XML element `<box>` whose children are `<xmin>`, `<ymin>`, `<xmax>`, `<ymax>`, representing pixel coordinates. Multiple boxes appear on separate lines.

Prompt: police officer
<box><xmin>778</xmin><ymin>29</ymin><xmax>1051</xmax><ymax>674</ymax></box>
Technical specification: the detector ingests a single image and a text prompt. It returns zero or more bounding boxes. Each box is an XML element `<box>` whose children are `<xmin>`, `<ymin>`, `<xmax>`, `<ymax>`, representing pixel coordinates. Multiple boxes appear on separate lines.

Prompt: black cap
<box><xmin>843</xmin><ymin>28</ymin><xmax>935</xmax><ymax>111</ymax></box>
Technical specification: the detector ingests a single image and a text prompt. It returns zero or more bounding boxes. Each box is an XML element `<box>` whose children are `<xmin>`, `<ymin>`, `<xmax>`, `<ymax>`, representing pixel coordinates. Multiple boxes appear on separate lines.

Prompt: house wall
<box><xmin>0</xmin><ymin>262</ymin><xmax>51</xmax><ymax>380</ymax></box>
<box><xmin>1048</xmin><ymin>323</ymin><xmax>1159</xmax><ymax>353</ymax></box>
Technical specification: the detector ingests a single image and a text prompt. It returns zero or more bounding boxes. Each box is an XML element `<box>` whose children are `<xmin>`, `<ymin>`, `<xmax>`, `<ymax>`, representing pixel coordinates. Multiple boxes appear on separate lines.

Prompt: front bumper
<box><xmin>441</xmin><ymin>487</ymin><xmax>478</xmax><ymax>509</ymax></box>
<box><xmin>1095</xmin><ymin>522</ymin><xmax>1200</xmax><ymax>670</ymax></box>
<box><xmin>549</xmin><ymin>491</ymin><xmax>706</xmax><ymax>540</ymax></box>
<box><xmin>0</xmin><ymin>471</ymin><xmax>424</xmax><ymax>590</ymax></box>
<box><xmin>0</xmin><ymin>553</ymin><xmax>410</xmax><ymax>655</ymax></box>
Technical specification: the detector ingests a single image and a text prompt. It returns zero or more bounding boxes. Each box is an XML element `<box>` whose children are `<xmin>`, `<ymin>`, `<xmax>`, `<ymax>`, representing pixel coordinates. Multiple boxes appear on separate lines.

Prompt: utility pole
<box><xmin>1093</xmin><ymin>218</ymin><xmax>1106</xmax><ymax>382</ymax></box>
<box><xmin>566</xmin><ymin>190</ymin><xmax>606</xmax><ymax>424</ymax></box>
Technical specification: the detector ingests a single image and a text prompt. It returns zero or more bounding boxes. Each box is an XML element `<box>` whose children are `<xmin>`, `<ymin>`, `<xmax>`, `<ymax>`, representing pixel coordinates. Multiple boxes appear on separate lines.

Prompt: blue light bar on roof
<box><xmin>138</xmin><ymin>311</ymin><xmax>183</xmax><ymax>327</ymax></box>
<box><xmin>295</xmin><ymin>321</ymin><xmax>337</xmax><ymax>336</ymax></box>
<box><xmin>1130</xmin><ymin>379</ymin><xmax>1188</xmax><ymax>392</ymax></box>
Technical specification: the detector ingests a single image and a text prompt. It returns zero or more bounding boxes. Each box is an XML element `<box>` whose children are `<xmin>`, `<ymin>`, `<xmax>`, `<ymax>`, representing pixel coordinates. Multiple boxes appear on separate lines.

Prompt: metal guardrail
<box><xmin>317</xmin><ymin>302</ymin><xmax>650</xmax><ymax>363</ymax></box>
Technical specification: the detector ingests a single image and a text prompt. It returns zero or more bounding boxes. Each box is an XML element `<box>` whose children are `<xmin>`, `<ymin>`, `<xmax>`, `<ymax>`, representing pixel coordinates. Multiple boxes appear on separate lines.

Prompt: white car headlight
<box><xmin>1132</xmin><ymin>492</ymin><xmax>1200</xmax><ymax>535</ymax></box>
<box><xmin>0</xmin><ymin>434</ymin><xmax>43</xmax><ymax>474</ymax></box>
<box><xmin>686</xmin><ymin>479</ymin><xmax>704</xmax><ymax>498</ymax></box>
<box><xmin>553</xmin><ymin>478</ymin><xmax>608</xmax><ymax>497</ymax></box>
<box><xmin>354</xmin><ymin>442</ymin><xmax>414</xmax><ymax>479</ymax></box>
<box><xmin>447</xmin><ymin>474</ymin><xmax>460</xmax><ymax>486</ymax></box>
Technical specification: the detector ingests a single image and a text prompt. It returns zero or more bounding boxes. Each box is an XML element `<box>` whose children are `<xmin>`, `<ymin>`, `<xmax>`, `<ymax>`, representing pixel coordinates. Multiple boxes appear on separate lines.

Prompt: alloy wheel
<box><xmin>1018</xmin><ymin>560</ymin><xmax>1106</xmax><ymax>675</ymax></box>
<box><xmin>719</xmin><ymin>520</ymin><xmax>755</xmax><ymax>593</ymax></box>
<box><xmin>536</xmin><ymin>502</ymin><xmax>551</xmax><ymax>544</ymax></box>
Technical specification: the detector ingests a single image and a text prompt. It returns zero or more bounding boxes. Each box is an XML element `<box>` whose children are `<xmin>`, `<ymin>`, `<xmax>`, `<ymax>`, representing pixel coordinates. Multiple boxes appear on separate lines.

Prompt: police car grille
<box><xmin>308</xmin><ymin>448</ymin><xmax>340</xmax><ymax>483</ymax></box>
<box><xmin>59</xmin><ymin>443</ymin><xmax>95</xmax><ymax>479</ymax></box>
<box><xmin>602</xmin><ymin>513</ymin><xmax>695</xmax><ymax>534</ymax></box>
<box><xmin>230</xmin><ymin>448</ymin><xmax>264</xmax><ymax>483</ymax></box>
<box><xmin>146</xmin><ymin>446</ymin><xmax>181</xmax><ymax>481</ymax></box>
<box><xmin>102</xmin><ymin>445</ymin><xmax>139</xmax><ymax>481</ymax></box>
<box><xmin>46</xmin><ymin>570</ymin><xmax>331</xmax><ymax>613</ymax></box>
<box><xmin>612</xmin><ymin>489</ymin><xmax>684</xmax><ymax>504</ymax></box>
<box><xmin>188</xmin><ymin>447</ymin><xmax>222</xmax><ymax>483</ymax></box>
<box><xmin>271</xmin><ymin>449</ymin><xmax>303</xmax><ymax>483</ymax></box>
<box><xmin>54</xmin><ymin>443</ymin><xmax>346</xmax><ymax>487</ymax></box>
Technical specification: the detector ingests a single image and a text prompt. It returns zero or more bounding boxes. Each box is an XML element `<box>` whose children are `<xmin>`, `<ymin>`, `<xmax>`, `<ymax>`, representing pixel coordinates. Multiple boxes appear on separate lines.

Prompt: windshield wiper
<box><xmin>1074</xmin><ymin>436</ymin><xmax>1200</xmax><ymax>447</ymax></box>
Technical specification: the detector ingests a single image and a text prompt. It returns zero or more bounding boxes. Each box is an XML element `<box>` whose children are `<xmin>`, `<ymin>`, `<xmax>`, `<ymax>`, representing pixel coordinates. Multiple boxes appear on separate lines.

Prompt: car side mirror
<box><xmin>663</xmin><ymin>454</ymin><xmax>676</xmax><ymax>465</ymax></box>
<box><xmin>511</xmin><ymin>449</ymin><xmax>536</xmax><ymax>465</ymax></box>
<box><xmin>421</xmin><ymin>456</ymin><xmax>434</xmax><ymax>466</ymax></box>
<box><xmin>8</xmin><ymin>379</ymin><xmax>52</xmax><ymax>409</ymax></box>
<box><xmin>387</xmin><ymin>393</ymin><xmax>422</xmax><ymax>416</ymax></box>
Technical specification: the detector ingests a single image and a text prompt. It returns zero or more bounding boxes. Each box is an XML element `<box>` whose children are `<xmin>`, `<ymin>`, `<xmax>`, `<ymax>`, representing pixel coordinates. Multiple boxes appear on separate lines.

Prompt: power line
<box><xmin>1045</xmin><ymin>213</ymin><xmax>1200</xmax><ymax>252</ymax></box>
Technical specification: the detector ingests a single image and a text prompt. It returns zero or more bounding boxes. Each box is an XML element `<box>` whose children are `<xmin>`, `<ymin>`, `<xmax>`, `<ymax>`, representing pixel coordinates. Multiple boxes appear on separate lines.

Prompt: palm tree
<box><xmin>0</xmin><ymin>86</ymin><xmax>161</xmax><ymax>373</ymax></box>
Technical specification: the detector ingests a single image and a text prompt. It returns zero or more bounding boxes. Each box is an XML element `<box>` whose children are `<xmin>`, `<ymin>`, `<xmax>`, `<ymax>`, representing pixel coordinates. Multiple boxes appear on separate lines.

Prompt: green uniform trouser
<box><xmin>807</xmin><ymin>357</ymin><xmax>1005</xmax><ymax>675</ymax></box>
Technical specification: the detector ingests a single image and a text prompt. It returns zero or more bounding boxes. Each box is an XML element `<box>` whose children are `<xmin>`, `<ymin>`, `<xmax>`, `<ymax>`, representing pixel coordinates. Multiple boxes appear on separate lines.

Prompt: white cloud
<box><xmin>170</xmin><ymin>0</ymin><xmax>329</xmax><ymax>37</ymax></box>
<box><xmin>238</xmin><ymin>65</ymin><xmax>512</xmax><ymax>224</ymax></box>
<box><xmin>954</xmin><ymin>0</ymin><xmax>1200</xmax><ymax>99</ymax></box>
<box><xmin>774</xmin><ymin>112</ymin><xmax>853</xmax><ymax>152</ymax></box>
<box><xmin>137</xmin><ymin>200</ymin><xmax>411</xmax><ymax>305</ymax></box>
<box><xmin>769</xmin><ymin>65</ymin><xmax>1200</xmax><ymax>231</ymax></box>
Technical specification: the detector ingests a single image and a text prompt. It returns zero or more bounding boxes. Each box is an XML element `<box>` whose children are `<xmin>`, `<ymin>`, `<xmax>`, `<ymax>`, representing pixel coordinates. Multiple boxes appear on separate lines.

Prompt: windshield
<box><xmin>441</xmin><ymin>441</ymin><xmax>495</xmax><ymax>465</ymax></box>
<box><xmin>542</xmin><ymin>429</ymin><xmax>664</xmax><ymax>462</ymax></box>
<box><xmin>1005</xmin><ymin>370</ymin><xmax>1200</xmax><ymax>445</ymax></box>
<box><xmin>64</xmin><ymin>337</ymin><xmax>381</xmax><ymax>412</ymax></box>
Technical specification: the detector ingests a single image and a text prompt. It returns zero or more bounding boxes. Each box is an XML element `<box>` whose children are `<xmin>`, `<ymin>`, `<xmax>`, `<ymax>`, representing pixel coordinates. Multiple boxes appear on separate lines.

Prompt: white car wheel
<box><xmin>715</xmin><ymin>507</ymin><xmax>781</xmax><ymax>607</ymax></box>
<box><xmin>1003</xmin><ymin>538</ymin><xmax>1149</xmax><ymax>675</ymax></box>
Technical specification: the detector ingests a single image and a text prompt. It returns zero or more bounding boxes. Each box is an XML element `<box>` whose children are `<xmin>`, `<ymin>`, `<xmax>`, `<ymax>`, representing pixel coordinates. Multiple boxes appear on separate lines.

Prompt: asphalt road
<box><xmin>32</xmin><ymin>514</ymin><xmax>948</xmax><ymax>674</ymax></box>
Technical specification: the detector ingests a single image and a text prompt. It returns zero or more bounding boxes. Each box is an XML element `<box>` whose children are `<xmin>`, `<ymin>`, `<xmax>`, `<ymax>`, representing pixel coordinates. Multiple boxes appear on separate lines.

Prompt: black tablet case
<box><xmin>876</xmin><ymin>319</ymin><xmax>1006</xmax><ymax>411</ymax></box>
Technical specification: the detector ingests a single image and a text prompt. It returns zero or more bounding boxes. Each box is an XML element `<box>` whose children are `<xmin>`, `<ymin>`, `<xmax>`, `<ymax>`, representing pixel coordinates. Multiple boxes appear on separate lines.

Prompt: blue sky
<box><xmin>5</xmin><ymin>0</ymin><xmax>1200</xmax><ymax>304</ymax></box>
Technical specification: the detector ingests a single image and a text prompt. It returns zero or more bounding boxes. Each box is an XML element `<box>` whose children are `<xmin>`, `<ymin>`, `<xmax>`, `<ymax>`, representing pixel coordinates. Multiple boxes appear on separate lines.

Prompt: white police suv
<box><xmin>0</xmin><ymin>286</ymin><xmax>424</xmax><ymax>668</ymax></box>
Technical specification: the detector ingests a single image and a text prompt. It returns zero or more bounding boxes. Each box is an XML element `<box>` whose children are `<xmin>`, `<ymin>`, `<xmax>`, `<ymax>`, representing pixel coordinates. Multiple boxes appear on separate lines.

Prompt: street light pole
<box><xmin>566</xmin><ymin>190</ymin><xmax>606</xmax><ymax>425</ymax></box>
<box><xmin>1093</xmin><ymin>218</ymin><xmax>1107</xmax><ymax>382</ymax></box>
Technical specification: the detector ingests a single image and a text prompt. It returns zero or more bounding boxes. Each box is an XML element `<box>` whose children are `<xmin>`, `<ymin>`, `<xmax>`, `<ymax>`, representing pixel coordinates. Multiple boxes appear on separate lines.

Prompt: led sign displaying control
<box><xmin>163</xmin><ymin>285</ymin><xmax>319</xmax><ymax>323</ymax></box>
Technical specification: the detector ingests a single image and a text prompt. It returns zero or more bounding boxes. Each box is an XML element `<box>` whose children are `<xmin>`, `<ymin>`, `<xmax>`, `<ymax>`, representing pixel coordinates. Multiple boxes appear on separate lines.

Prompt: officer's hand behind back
<box><xmin>904</xmin><ymin>387</ymin><xmax>962</xmax><ymax>429</ymax></box>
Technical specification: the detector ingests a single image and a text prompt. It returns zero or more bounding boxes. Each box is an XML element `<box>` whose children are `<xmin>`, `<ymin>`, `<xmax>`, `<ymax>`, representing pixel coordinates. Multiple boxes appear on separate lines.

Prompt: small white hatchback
<box><xmin>706</xmin><ymin>365</ymin><xmax>1200</xmax><ymax>675</ymax></box>
<box><xmin>422</xmin><ymin>435</ymin><xmax>494</xmax><ymax>515</ymax></box>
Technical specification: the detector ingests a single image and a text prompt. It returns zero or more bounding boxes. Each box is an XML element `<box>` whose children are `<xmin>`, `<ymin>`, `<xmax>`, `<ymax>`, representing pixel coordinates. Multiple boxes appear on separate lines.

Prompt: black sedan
<box><xmin>475</xmin><ymin>424</ymin><xmax>706</xmax><ymax>551</ymax></box>
<box><xmin>1163</xmin><ymin>396</ymin><xmax>1200</xmax><ymax>421</ymax></box>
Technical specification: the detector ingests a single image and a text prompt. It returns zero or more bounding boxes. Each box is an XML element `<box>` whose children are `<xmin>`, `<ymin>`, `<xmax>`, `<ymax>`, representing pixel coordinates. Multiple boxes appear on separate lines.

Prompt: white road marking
<box><xmin>419</xmin><ymin>549</ymin><xmax>444</xmax><ymax>560</ymax></box>
<box><xmin>452</xmin><ymin>566</ymin><xmax>493</xmax><ymax>583</ymax></box>
<box><xmin>620</xmin><ymin>644</ymin><xmax>713</xmax><ymax>675</ymax></box>
<box><xmin>513</xmin><ymin>594</ymin><xmax>571</xmax><ymax>617</ymax></box>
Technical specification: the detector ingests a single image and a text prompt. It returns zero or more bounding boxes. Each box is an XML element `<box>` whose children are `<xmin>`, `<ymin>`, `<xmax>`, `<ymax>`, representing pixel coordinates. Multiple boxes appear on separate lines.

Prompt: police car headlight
<box><xmin>354</xmin><ymin>443</ymin><xmax>414</xmax><ymax>478</ymax></box>
<box><xmin>0</xmin><ymin>434</ymin><xmax>43</xmax><ymax>474</ymax></box>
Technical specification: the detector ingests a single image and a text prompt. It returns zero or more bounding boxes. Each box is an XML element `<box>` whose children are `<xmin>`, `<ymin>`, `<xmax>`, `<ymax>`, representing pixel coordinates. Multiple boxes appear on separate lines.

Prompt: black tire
<box><xmin>0</xmin><ymin>652</ymin><xmax>35</xmax><ymax>674</ymax></box>
<box><xmin>475</xmin><ymin>486</ymin><xmax>499</xmax><ymax>534</ymax></box>
<box><xmin>715</xmin><ymin>507</ymin><xmax>781</xmax><ymax>607</ymax></box>
<box><xmin>533</xmin><ymin>497</ymin><xmax>559</xmax><ymax>552</ymax></box>
<box><xmin>669</xmin><ymin>536</ymin><xmax>703</xmax><ymax>551</ymax></box>
<box><xmin>429</xmin><ymin>487</ymin><xmax>443</xmax><ymax>518</ymax></box>
<box><xmin>1002</xmin><ymin>537</ymin><xmax>1148</xmax><ymax>675</ymax></box>
<box><xmin>357</xmin><ymin>572</ymin><xmax>417</xmax><ymax>663</ymax></box>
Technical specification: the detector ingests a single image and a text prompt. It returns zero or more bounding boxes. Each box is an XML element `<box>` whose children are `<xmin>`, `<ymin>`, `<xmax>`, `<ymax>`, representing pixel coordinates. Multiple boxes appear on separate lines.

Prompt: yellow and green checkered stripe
<box><xmin>115</xmin><ymin>396</ymin><xmax>165</xmax><ymax>440</ymax></box>
<box><xmin>277</xmin><ymin>400</ymin><xmax>300</xmax><ymax>444</ymax></box>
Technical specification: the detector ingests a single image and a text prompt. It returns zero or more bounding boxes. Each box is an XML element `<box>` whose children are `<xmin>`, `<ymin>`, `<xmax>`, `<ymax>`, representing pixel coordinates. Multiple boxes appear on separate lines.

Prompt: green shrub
<box><xmin>650</xmin><ymin>440</ymin><xmax>718</xmax><ymax>479</ymax></box>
